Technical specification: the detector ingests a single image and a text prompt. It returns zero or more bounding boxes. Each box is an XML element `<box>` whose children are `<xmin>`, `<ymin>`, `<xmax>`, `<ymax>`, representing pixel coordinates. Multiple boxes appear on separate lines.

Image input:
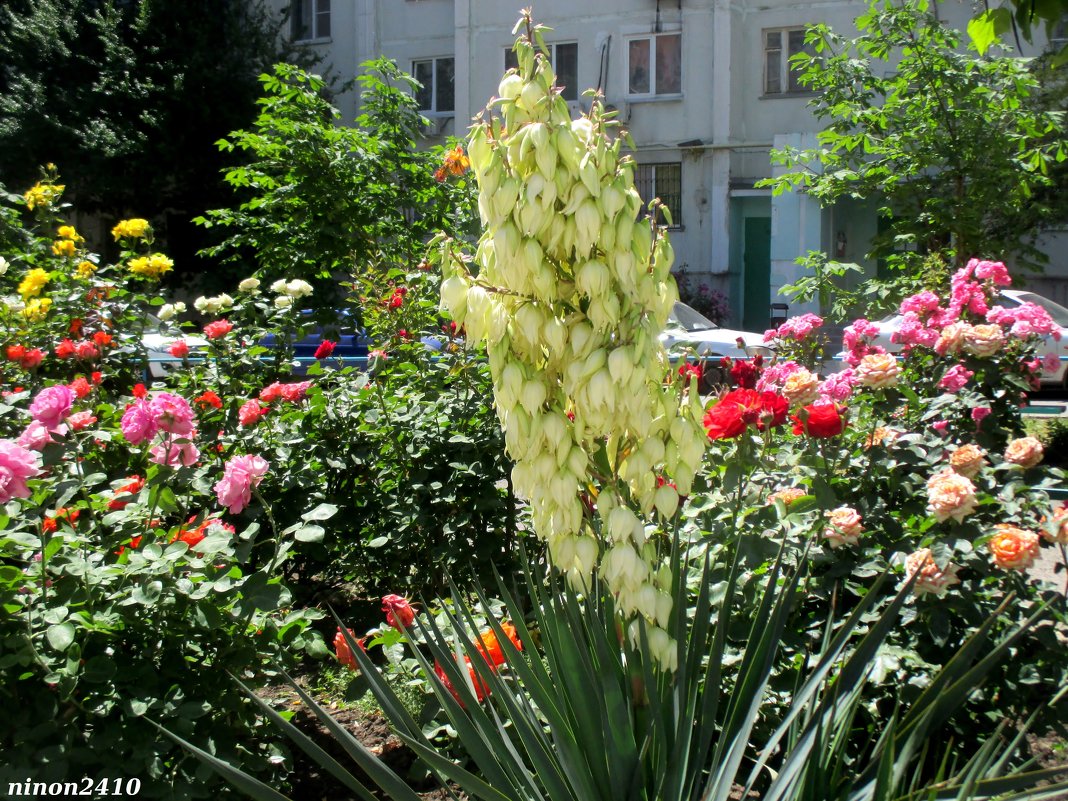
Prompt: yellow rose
<box><xmin>128</xmin><ymin>253</ymin><xmax>173</xmax><ymax>280</ymax></box>
<box><xmin>51</xmin><ymin>239</ymin><xmax>77</xmax><ymax>258</ymax></box>
<box><xmin>18</xmin><ymin>268</ymin><xmax>50</xmax><ymax>299</ymax></box>
<box><xmin>23</xmin><ymin>182</ymin><xmax>64</xmax><ymax>210</ymax></box>
<box><xmin>22</xmin><ymin>297</ymin><xmax>52</xmax><ymax>321</ymax></box>
<box><xmin>111</xmin><ymin>218</ymin><xmax>151</xmax><ymax>241</ymax></box>
<box><xmin>76</xmin><ymin>260</ymin><xmax>97</xmax><ymax>279</ymax></box>
<box><xmin>57</xmin><ymin>225</ymin><xmax>81</xmax><ymax>241</ymax></box>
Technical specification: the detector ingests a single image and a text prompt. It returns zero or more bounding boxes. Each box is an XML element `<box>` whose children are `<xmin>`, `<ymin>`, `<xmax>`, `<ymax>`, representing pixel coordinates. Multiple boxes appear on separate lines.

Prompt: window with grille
<box><xmin>504</xmin><ymin>42</ymin><xmax>578</xmax><ymax>101</ymax></box>
<box><xmin>763</xmin><ymin>28</ymin><xmax>816</xmax><ymax>95</ymax></box>
<box><xmin>292</xmin><ymin>0</ymin><xmax>330</xmax><ymax>41</ymax></box>
<box><xmin>634</xmin><ymin>163</ymin><xmax>682</xmax><ymax>228</ymax></box>
<box><xmin>626</xmin><ymin>33</ymin><xmax>681</xmax><ymax>97</ymax></box>
<box><xmin>413</xmin><ymin>57</ymin><xmax>455</xmax><ymax>113</ymax></box>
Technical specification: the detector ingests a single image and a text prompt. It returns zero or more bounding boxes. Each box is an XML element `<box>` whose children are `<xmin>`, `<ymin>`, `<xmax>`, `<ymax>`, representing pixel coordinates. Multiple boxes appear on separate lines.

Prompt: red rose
<box><xmin>54</xmin><ymin>339</ymin><xmax>76</xmax><ymax>359</ymax></box>
<box><xmin>314</xmin><ymin>340</ymin><xmax>336</xmax><ymax>359</ymax></box>
<box><xmin>92</xmin><ymin>331</ymin><xmax>113</xmax><ymax>348</ymax></box>
<box><xmin>238</xmin><ymin>399</ymin><xmax>268</xmax><ymax>426</ymax></box>
<box><xmin>730</xmin><ymin>358</ymin><xmax>760</xmax><ymax>389</ymax></box>
<box><xmin>195</xmin><ymin>390</ymin><xmax>223</xmax><ymax>409</ymax></box>
<box><xmin>203</xmin><ymin>319</ymin><xmax>233</xmax><ymax>340</ymax></box>
<box><xmin>108</xmin><ymin>475</ymin><xmax>144</xmax><ymax>510</ymax></box>
<box><xmin>68</xmin><ymin>377</ymin><xmax>92</xmax><ymax>399</ymax></box>
<box><xmin>279</xmin><ymin>381</ymin><xmax>311</xmax><ymax>403</ymax></box>
<box><xmin>678</xmin><ymin>362</ymin><xmax>703</xmax><ymax>384</ymax></box>
<box><xmin>387</xmin><ymin>292</ymin><xmax>404</xmax><ymax>310</ymax></box>
<box><xmin>91</xmin><ymin>371</ymin><xmax>102</xmax><ymax>384</ymax></box>
<box><xmin>259</xmin><ymin>382</ymin><xmax>283</xmax><ymax>403</ymax></box>
<box><xmin>334</xmin><ymin>628</ymin><xmax>366</xmax><ymax>672</ymax></box>
<box><xmin>74</xmin><ymin>340</ymin><xmax>99</xmax><ymax>360</ymax></box>
<box><xmin>20</xmin><ymin>348</ymin><xmax>44</xmax><ymax>370</ymax></box>
<box><xmin>758</xmin><ymin>392</ymin><xmax>789</xmax><ymax>430</ymax></box>
<box><xmin>168</xmin><ymin>340</ymin><xmax>190</xmax><ymax>358</ymax></box>
<box><xmin>434</xmin><ymin>658</ymin><xmax>490</xmax><ymax>706</ymax></box>
<box><xmin>69</xmin><ymin>318</ymin><xmax>84</xmax><ymax>336</ymax></box>
<box><xmin>6</xmin><ymin>344</ymin><xmax>26</xmax><ymax>363</ymax></box>
<box><xmin>131</xmin><ymin>383</ymin><xmax>147</xmax><ymax>398</ymax></box>
<box><xmin>792</xmin><ymin>403</ymin><xmax>847</xmax><ymax>438</ymax></box>
<box><xmin>382</xmin><ymin>594</ymin><xmax>416</xmax><ymax>630</ymax></box>
<box><xmin>704</xmin><ymin>400</ymin><xmax>747</xmax><ymax>440</ymax></box>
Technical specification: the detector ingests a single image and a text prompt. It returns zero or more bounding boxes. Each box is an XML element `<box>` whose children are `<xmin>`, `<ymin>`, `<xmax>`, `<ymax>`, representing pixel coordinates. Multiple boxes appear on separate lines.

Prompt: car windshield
<box><xmin>669</xmin><ymin>302</ymin><xmax>718</xmax><ymax>333</ymax></box>
<box><xmin>1003</xmin><ymin>292</ymin><xmax>1068</xmax><ymax>328</ymax></box>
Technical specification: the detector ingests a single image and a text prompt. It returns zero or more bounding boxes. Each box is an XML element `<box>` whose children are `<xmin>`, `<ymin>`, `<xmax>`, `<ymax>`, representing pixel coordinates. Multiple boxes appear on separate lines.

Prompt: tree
<box><xmin>0</xmin><ymin>0</ymin><xmax>312</xmax><ymax>276</ymax></box>
<box><xmin>194</xmin><ymin>59</ymin><xmax>478</xmax><ymax>305</ymax></box>
<box><xmin>761</xmin><ymin>0</ymin><xmax>1067</xmax><ymax>283</ymax></box>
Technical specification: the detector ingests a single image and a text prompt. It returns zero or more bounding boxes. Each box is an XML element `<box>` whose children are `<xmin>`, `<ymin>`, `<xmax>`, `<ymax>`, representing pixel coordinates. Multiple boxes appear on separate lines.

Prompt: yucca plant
<box><xmin>160</xmin><ymin>530</ymin><xmax>1068</xmax><ymax>801</ymax></box>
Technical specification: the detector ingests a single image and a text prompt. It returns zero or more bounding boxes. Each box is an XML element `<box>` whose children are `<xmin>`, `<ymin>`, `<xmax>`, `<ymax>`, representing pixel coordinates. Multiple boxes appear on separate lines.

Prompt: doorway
<box><xmin>743</xmin><ymin>216</ymin><xmax>771</xmax><ymax>332</ymax></box>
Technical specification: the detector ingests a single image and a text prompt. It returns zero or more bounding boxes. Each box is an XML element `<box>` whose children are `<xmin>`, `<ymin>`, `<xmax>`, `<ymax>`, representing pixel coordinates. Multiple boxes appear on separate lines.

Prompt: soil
<box><xmin>259</xmin><ymin>682</ymin><xmax>464</xmax><ymax>801</ymax></box>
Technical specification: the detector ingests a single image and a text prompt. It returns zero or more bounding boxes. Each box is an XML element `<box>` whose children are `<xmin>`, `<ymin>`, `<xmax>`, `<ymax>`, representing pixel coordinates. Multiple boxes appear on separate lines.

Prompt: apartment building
<box><xmin>279</xmin><ymin>0</ymin><xmax>1059</xmax><ymax>330</ymax></box>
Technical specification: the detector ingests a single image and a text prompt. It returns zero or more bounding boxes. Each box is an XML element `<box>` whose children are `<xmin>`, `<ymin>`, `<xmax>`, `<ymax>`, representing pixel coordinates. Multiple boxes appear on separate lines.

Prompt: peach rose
<box><xmin>864</xmin><ymin>426</ymin><xmax>899</xmax><ymax>450</ymax></box>
<box><xmin>1044</xmin><ymin>506</ymin><xmax>1068</xmax><ymax>545</ymax></box>
<box><xmin>987</xmin><ymin>524</ymin><xmax>1041</xmax><ymax>571</ymax></box>
<box><xmin>768</xmin><ymin>487</ymin><xmax>806</xmax><ymax>506</ymax></box>
<box><xmin>904</xmin><ymin>548</ymin><xmax>961</xmax><ymax>596</ymax></box>
<box><xmin>926</xmin><ymin>468</ymin><xmax>977</xmax><ymax>523</ymax></box>
<box><xmin>782</xmin><ymin>368</ymin><xmax>820</xmax><ymax>407</ymax></box>
<box><xmin>949</xmin><ymin>444</ymin><xmax>986</xmax><ymax>478</ymax></box>
<box><xmin>963</xmin><ymin>323</ymin><xmax>1005</xmax><ymax>358</ymax></box>
<box><xmin>824</xmin><ymin>505</ymin><xmax>864</xmax><ymax>548</ymax></box>
<box><xmin>934</xmin><ymin>321</ymin><xmax>969</xmax><ymax>356</ymax></box>
<box><xmin>1003</xmin><ymin>436</ymin><xmax>1044</xmax><ymax>469</ymax></box>
<box><xmin>855</xmin><ymin>352</ymin><xmax>901</xmax><ymax>389</ymax></box>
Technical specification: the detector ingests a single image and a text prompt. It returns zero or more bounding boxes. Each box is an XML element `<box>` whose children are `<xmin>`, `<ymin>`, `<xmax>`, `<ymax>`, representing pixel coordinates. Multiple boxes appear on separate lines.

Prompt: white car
<box><xmin>865</xmin><ymin>289</ymin><xmax>1068</xmax><ymax>387</ymax></box>
<box><xmin>660</xmin><ymin>301</ymin><xmax>772</xmax><ymax>360</ymax></box>
<box><xmin>142</xmin><ymin>316</ymin><xmax>209</xmax><ymax>379</ymax></box>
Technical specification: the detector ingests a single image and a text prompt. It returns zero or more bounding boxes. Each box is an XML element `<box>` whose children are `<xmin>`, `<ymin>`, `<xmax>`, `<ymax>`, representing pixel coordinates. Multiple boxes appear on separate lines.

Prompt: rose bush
<box><xmin>0</xmin><ymin>183</ymin><xmax>327</xmax><ymax>795</ymax></box>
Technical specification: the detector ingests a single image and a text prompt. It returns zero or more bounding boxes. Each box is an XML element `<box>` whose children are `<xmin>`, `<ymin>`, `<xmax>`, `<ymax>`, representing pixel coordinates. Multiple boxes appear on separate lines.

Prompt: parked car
<box><xmin>661</xmin><ymin>301</ymin><xmax>771</xmax><ymax>360</ymax></box>
<box><xmin>142</xmin><ymin>316</ymin><xmax>208</xmax><ymax>379</ymax></box>
<box><xmin>258</xmin><ymin>310</ymin><xmax>370</xmax><ymax>375</ymax></box>
<box><xmin>857</xmin><ymin>289</ymin><xmax>1068</xmax><ymax>387</ymax></box>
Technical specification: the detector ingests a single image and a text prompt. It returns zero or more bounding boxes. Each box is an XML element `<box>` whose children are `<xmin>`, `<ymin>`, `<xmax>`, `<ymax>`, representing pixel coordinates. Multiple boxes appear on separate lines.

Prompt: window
<box><xmin>413</xmin><ymin>57</ymin><xmax>455</xmax><ymax>113</ymax></box>
<box><xmin>627</xmin><ymin>33</ymin><xmax>681</xmax><ymax>97</ymax></box>
<box><xmin>504</xmin><ymin>42</ymin><xmax>578</xmax><ymax>101</ymax></box>
<box><xmin>634</xmin><ymin>163</ymin><xmax>682</xmax><ymax>228</ymax></box>
<box><xmin>763</xmin><ymin>28</ymin><xmax>815</xmax><ymax>95</ymax></box>
<box><xmin>292</xmin><ymin>0</ymin><xmax>330</xmax><ymax>41</ymax></box>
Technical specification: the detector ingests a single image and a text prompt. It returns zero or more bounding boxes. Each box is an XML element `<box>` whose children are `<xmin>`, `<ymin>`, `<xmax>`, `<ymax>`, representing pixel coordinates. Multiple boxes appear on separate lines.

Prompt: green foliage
<box><xmin>762</xmin><ymin>0</ymin><xmax>1067</xmax><ymax>284</ymax></box>
<box><xmin>0</xmin><ymin>187</ymin><xmax>324</xmax><ymax>797</ymax></box>
<box><xmin>0</xmin><ymin>0</ymin><xmax>309</xmax><ymax>271</ymax></box>
<box><xmin>195</xmin><ymin>60</ymin><xmax>479</xmax><ymax>310</ymax></box>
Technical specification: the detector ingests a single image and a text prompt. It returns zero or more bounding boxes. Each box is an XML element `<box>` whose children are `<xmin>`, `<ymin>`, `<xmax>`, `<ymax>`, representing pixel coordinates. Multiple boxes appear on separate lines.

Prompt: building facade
<box><xmin>278</xmin><ymin>0</ymin><xmax>1060</xmax><ymax>330</ymax></box>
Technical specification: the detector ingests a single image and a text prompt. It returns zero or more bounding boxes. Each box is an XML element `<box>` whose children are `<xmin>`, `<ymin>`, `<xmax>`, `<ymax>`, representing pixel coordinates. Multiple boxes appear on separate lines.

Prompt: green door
<box><xmin>743</xmin><ymin>217</ymin><xmax>772</xmax><ymax>332</ymax></box>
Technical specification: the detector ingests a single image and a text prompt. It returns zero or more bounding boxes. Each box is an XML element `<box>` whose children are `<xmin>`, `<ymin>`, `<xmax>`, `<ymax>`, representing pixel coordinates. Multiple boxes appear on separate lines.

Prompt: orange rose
<box><xmin>949</xmin><ymin>444</ymin><xmax>985</xmax><ymax>478</ymax></box>
<box><xmin>903</xmin><ymin>548</ymin><xmax>961</xmax><ymax>596</ymax></box>
<box><xmin>987</xmin><ymin>524</ymin><xmax>1041</xmax><ymax>570</ymax></box>
<box><xmin>855</xmin><ymin>352</ymin><xmax>901</xmax><ymax>389</ymax></box>
<box><xmin>926</xmin><ymin>468</ymin><xmax>977</xmax><ymax>523</ymax></box>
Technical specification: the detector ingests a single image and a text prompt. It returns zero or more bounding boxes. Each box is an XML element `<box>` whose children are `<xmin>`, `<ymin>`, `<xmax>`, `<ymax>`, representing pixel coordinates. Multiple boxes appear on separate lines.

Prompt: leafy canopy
<box><xmin>761</xmin><ymin>0</ymin><xmax>1067</xmax><ymax>280</ymax></box>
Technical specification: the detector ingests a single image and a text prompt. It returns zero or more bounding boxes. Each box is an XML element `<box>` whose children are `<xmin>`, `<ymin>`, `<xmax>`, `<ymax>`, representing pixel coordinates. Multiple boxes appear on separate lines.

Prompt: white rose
<box><xmin>274</xmin><ymin>295</ymin><xmax>294</xmax><ymax>310</ymax></box>
<box><xmin>193</xmin><ymin>296</ymin><xmax>210</xmax><ymax>312</ymax></box>
<box><xmin>285</xmin><ymin>279</ymin><xmax>313</xmax><ymax>298</ymax></box>
<box><xmin>0</xmin><ymin>256</ymin><xmax>8</xmax><ymax>275</ymax></box>
<box><xmin>238</xmin><ymin>277</ymin><xmax>260</xmax><ymax>293</ymax></box>
<box><xmin>216</xmin><ymin>293</ymin><xmax>235</xmax><ymax>310</ymax></box>
<box><xmin>270</xmin><ymin>279</ymin><xmax>288</xmax><ymax>294</ymax></box>
<box><xmin>158</xmin><ymin>303</ymin><xmax>178</xmax><ymax>321</ymax></box>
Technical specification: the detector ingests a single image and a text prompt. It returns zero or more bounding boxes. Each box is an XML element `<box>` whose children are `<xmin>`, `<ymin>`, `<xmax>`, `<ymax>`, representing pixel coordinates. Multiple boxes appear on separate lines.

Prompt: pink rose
<box><xmin>17</xmin><ymin>420</ymin><xmax>53</xmax><ymax>451</ymax></box>
<box><xmin>203</xmin><ymin>319</ymin><xmax>233</xmax><ymax>340</ymax></box>
<box><xmin>899</xmin><ymin>291</ymin><xmax>941</xmax><ymax>317</ymax></box>
<box><xmin>29</xmin><ymin>385</ymin><xmax>74</xmax><ymax>430</ymax></box>
<box><xmin>971</xmin><ymin>407</ymin><xmax>991</xmax><ymax>426</ymax></box>
<box><xmin>149</xmin><ymin>392</ymin><xmax>196</xmax><ymax>436</ymax></box>
<box><xmin>818</xmin><ymin>368</ymin><xmax>857</xmax><ymax>403</ymax></box>
<box><xmin>279</xmin><ymin>381</ymin><xmax>312</xmax><ymax>403</ymax></box>
<box><xmin>0</xmin><ymin>440</ymin><xmax>41</xmax><ymax>502</ymax></box>
<box><xmin>238</xmin><ymin>399</ymin><xmax>268</xmax><ymax>426</ymax></box>
<box><xmin>214</xmin><ymin>454</ymin><xmax>269</xmax><ymax>514</ymax></box>
<box><xmin>149</xmin><ymin>438</ymin><xmax>200</xmax><ymax>468</ymax></box>
<box><xmin>121</xmin><ymin>400</ymin><xmax>157</xmax><ymax>445</ymax></box>
<box><xmin>938</xmin><ymin>364</ymin><xmax>973</xmax><ymax>394</ymax></box>
<box><xmin>168</xmin><ymin>340</ymin><xmax>190</xmax><ymax>358</ymax></box>
<box><xmin>969</xmin><ymin>259</ymin><xmax>1011</xmax><ymax>287</ymax></box>
<box><xmin>67</xmin><ymin>411</ymin><xmax>97</xmax><ymax>431</ymax></box>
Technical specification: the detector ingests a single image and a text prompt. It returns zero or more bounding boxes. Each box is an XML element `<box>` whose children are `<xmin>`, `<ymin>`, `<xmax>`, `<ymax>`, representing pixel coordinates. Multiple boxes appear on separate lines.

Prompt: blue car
<box><xmin>259</xmin><ymin>310</ymin><xmax>370</xmax><ymax>374</ymax></box>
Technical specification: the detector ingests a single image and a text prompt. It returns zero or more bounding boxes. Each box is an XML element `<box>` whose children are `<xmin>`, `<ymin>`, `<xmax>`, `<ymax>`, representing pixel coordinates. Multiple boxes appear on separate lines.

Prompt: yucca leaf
<box><xmin>229</xmin><ymin>673</ymin><xmax>382</xmax><ymax>801</ymax></box>
<box><xmin>275</xmin><ymin>668</ymin><xmax>425</xmax><ymax>801</ymax></box>
<box><xmin>148</xmin><ymin>719</ymin><xmax>292</xmax><ymax>801</ymax></box>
